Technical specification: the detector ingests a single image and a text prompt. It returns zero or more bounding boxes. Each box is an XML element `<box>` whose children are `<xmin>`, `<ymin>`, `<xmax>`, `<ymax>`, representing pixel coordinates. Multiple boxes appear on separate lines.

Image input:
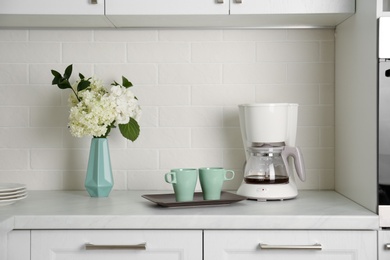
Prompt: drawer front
<box><xmin>31</xmin><ymin>230</ymin><xmax>202</xmax><ymax>260</ymax></box>
<box><xmin>204</xmin><ymin>230</ymin><xmax>376</xmax><ymax>260</ymax></box>
<box><xmin>379</xmin><ymin>230</ymin><xmax>390</xmax><ymax>259</ymax></box>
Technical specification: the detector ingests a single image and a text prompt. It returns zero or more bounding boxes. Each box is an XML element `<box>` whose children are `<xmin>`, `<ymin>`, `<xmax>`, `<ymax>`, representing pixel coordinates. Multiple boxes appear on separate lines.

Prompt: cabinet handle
<box><xmin>85</xmin><ymin>243</ymin><xmax>146</xmax><ymax>250</ymax></box>
<box><xmin>385</xmin><ymin>243</ymin><xmax>390</xmax><ymax>250</ymax></box>
<box><xmin>235</xmin><ymin>0</ymin><xmax>242</xmax><ymax>3</ymax></box>
<box><xmin>259</xmin><ymin>243</ymin><xmax>322</xmax><ymax>250</ymax></box>
<box><xmin>216</xmin><ymin>0</ymin><xmax>224</xmax><ymax>3</ymax></box>
<box><xmin>91</xmin><ymin>0</ymin><xmax>98</xmax><ymax>4</ymax></box>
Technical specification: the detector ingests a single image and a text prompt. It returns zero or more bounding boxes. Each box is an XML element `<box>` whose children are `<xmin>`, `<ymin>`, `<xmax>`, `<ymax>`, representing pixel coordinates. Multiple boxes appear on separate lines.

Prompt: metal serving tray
<box><xmin>142</xmin><ymin>192</ymin><xmax>246</xmax><ymax>208</ymax></box>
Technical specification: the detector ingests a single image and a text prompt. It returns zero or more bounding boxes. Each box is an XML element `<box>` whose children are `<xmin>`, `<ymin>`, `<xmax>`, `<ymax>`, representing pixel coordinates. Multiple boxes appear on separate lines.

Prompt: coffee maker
<box><xmin>237</xmin><ymin>103</ymin><xmax>306</xmax><ymax>201</ymax></box>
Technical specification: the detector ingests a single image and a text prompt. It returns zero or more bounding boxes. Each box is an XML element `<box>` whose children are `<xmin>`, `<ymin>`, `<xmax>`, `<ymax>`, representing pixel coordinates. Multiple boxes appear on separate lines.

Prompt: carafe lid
<box><xmin>251</xmin><ymin>142</ymin><xmax>285</xmax><ymax>148</ymax></box>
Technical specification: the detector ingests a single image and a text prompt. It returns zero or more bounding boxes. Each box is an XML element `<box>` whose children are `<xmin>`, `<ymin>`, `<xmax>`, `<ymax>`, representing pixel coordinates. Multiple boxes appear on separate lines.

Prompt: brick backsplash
<box><xmin>0</xmin><ymin>29</ymin><xmax>335</xmax><ymax>191</ymax></box>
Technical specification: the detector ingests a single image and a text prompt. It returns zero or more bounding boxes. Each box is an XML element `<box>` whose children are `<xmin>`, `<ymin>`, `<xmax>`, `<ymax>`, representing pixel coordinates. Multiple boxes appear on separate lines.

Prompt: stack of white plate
<box><xmin>0</xmin><ymin>183</ymin><xmax>27</xmax><ymax>206</ymax></box>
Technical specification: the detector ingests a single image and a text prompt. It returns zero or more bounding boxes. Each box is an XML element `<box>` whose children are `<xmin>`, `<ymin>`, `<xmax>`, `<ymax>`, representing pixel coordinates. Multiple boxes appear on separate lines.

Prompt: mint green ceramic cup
<box><xmin>199</xmin><ymin>167</ymin><xmax>235</xmax><ymax>200</ymax></box>
<box><xmin>164</xmin><ymin>168</ymin><xmax>198</xmax><ymax>202</ymax></box>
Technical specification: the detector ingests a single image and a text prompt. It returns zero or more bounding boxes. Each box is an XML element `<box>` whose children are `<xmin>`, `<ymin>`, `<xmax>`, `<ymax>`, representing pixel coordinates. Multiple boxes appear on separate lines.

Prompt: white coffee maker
<box><xmin>237</xmin><ymin>103</ymin><xmax>306</xmax><ymax>201</ymax></box>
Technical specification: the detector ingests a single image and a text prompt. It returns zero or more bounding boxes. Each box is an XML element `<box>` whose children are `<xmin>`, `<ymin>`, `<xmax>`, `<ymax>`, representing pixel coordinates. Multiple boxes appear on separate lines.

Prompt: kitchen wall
<box><xmin>0</xmin><ymin>28</ymin><xmax>335</xmax><ymax>191</ymax></box>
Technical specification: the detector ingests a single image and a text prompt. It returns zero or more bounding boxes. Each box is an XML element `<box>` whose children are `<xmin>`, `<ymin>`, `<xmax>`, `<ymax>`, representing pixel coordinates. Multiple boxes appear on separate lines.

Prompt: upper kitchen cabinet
<box><xmin>0</xmin><ymin>0</ymin><xmax>113</xmax><ymax>28</ymax></box>
<box><xmin>106</xmin><ymin>0</ymin><xmax>355</xmax><ymax>28</ymax></box>
<box><xmin>0</xmin><ymin>0</ymin><xmax>355</xmax><ymax>28</ymax></box>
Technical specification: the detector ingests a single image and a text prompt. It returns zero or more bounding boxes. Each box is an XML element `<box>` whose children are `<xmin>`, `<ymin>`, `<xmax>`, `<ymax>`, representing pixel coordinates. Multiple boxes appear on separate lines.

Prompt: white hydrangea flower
<box><xmin>66</xmin><ymin>77</ymin><xmax>141</xmax><ymax>139</ymax></box>
<box><xmin>110</xmin><ymin>85</ymin><xmax>142</xmax><ymax>125</ymax></box>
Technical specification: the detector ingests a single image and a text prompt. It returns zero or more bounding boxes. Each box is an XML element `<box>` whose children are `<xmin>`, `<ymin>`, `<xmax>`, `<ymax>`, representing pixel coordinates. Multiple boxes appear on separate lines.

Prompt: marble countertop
<box><xmin>0</xmin><ymin>190</ymin><xmax>379</xmax><ymax>231</ymax></box>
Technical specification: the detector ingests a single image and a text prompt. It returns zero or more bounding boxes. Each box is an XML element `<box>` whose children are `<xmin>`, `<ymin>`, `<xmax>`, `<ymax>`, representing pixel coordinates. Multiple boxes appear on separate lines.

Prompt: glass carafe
<box><xmin>243</xmin><ymin>147</ymin><xmax>289</xmax><ymax>185</ymax></box>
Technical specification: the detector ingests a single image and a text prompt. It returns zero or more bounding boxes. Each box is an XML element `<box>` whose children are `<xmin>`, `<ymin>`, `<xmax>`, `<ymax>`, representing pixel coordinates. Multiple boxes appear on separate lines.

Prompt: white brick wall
<box><xmin>0</xmin><ymin>29</ymin><xmax>335</xmax><ymax>191</ymax></box>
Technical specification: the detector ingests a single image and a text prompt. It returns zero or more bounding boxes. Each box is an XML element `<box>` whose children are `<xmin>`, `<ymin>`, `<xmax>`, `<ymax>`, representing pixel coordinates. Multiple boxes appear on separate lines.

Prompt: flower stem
<box><xmin>71</xmin><ymin>88</ymin><xmax>81</xmax><ymax>102</ymax></box>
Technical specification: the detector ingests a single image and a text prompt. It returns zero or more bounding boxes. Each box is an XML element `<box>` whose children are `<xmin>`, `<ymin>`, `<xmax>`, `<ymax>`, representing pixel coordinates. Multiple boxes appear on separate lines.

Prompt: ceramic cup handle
<box><xmin>164</xmin><ymin>172</ymin><xmax>177</xmax><ymax>184</ymax></box>
<box><xmin>224</xmin><ymin>170</ymin><xmax>235</xmax><ymax>181</ymax></box>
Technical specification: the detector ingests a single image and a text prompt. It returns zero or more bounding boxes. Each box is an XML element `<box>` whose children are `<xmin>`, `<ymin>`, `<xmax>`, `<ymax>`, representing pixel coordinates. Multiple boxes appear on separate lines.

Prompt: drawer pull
<box><xmin>85</xmin><ymin>243</ymin><xmax>146</xmax><ymax>250</ymax></box>
<box><xmin>216</xmin><ymin>0</ymin><xmax>224</xmax><ymax>3</ymax></box>
<box><xmin>91</xmin><ymin>0</ymin><xmax>98</xmax><ymax>4</ymax></box>
<box><xmin>385</xmin><ymin>243</ymin><xmax>390</xmax><ymax>250</ymax></box>
<box><xmin>259</xmin><ymin>243</ymin><xmax>322</xmax><ymax>250</ymax></box>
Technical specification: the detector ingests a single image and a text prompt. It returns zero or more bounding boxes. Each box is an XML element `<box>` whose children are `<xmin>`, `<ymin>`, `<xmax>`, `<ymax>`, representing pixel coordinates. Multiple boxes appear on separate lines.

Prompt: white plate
<box><xmin>0</xmin><ymin>191</ymin><xmax>27</xmax><ymax>200</ymax></box>
<box><xmin>0</xmin><ymin>194</ymin><xmax>27</xmax><ymax>207</ymax></box>
<box><xmin>0</xmin><ymin>183</ymin><xmax>26</xmax><ymax>193</ymax></box>
<box><xmin>0</xmin><ymin>189</ymin><xmax>26</xmax><ymax>196</ymax></box>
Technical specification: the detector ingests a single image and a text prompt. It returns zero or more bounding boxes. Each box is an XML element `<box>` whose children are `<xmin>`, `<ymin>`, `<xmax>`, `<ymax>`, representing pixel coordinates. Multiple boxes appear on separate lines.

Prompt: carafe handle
<box><xmin>281</xmin><ymin>146</ymin><xmax>306</xmax><ymax>182</ymax></box>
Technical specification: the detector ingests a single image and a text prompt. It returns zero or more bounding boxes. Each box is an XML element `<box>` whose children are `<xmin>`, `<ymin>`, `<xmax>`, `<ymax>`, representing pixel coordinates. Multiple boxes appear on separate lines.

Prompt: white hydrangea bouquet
<box><xmin>51</xmin><ymin>64</ymin><xmax>141</xmax><ymax>141</ymax></box>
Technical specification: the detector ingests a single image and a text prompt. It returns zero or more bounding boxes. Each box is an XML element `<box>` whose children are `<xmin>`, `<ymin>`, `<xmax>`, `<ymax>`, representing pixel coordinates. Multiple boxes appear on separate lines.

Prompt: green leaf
<box><xmin>51</xmin><ymin>65</ymin><xmax>73</xmax><ymax>89</ymax></box>
<box><xmin>122</xmin><ymin>76</ymin><xmax>133</xmax><ymax>88</ymax></box>
<box><xmin>111</xmin><ymin>80</ymin><xmax>119</xmax><ymax>86</ymax></box>
<box><xmin>79</xmin><ymin>73</ymin><xmax>85</xmax><ymax>80</ymax></box>
<box><xmin>57</xmin><ymin>79</ymin><xmax>72</xmax><ymax>90</ymax></box>
<box><xmin>51</xmin><ymin>70</ymin><xmax>62</xmax><ymax>85</ymax></box>
<box><xmin>119</xmin><ymin>118</ymin><xmax>140</xmax><ymax>142</ymax></box>
<box><xmin>77</xmin><ymin>80</ymin><xmax>90</xmax><ymax>92</ymax></box>
<box><xmin>64</xmin><ymin>64</ymin><xmax>73</xmax><ymax>80</ymax></box>
<box><xmin>51</xmin><ymin>70</ymin><xmax>61</xmax><ymax>78</ymax></box>
<box><xmin>52</xmin><ymin>76</ymin><xmax>61</xmax><ymax>85</ymax></box>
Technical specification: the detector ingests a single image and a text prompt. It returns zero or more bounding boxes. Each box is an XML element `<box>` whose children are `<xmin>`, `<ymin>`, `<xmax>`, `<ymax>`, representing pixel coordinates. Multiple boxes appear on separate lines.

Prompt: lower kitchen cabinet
<box><xmin>30</xmin><ymin>230</ymin><xmax>202</xmax><ymax>260</ymax></box>
<box><xmin>6</xmin><ymin>229</ymin><xmax>379</xmax><ymax>259</ymax></box>
<box><xmin>204</xmin><ymin>230</ymin><xmax>377</xmax><ymax>259</ymax></box>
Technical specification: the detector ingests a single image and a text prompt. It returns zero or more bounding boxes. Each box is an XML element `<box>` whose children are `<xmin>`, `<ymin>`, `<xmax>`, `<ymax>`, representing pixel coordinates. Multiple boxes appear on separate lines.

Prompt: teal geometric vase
<box><xmin>85</xmin><ymin>138</ymin><xmax>114</xmax><ymax>197</ymax></box>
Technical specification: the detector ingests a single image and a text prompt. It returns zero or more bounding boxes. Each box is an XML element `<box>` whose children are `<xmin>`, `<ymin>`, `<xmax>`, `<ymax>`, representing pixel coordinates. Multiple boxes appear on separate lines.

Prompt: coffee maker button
<box><xmin>257</xmin><ymin>187</ymin><xmax>267</xmax><ymax>193</ymax></box>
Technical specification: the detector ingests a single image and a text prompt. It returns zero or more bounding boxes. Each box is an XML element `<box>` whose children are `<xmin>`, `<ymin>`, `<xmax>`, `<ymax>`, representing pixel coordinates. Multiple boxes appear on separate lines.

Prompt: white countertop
<box><xmin>0</xmin><ymin>190</ymin><xmax>378</xmax><ymax>231</ymax></box>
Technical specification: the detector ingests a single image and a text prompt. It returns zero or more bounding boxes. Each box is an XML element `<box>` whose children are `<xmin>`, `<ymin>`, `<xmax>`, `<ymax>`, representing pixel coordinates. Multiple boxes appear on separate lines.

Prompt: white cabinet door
<box><xmin>8</xmin><ymin>230</ymin><xmax>30</xmax><ymax>260</ymax></box>
<box><xmin>106</xmin><ymin>0</ymin><xmax>229</xmax><ymax>15</ymax></box>
<box><xmin>31</xmin><ymin>230</ymin><xmax>202</xmax><ymax>260</ymax></box>
<box><xmin>0</xmin><ymin>0</ymin><xmax>112</xmax><ymax>27</ymax></box>
<box><xmin>204</xmin><ymin>230</ymin><xmax>376</xmax><ymax>260</ymax></box>
<box><xmin>105</xmin><ymin>0</ymin><xmax>229</xmax><ymax>27</ymax></box>
<box><xmin>229</xmin><ymin>0</ymin><xmax>354</xmax><ymax>14</ymax></box>
<box><xmin>0</xmin><ymin>0</ymin><xmax>104</xmax><ymax>15</ymax></box>
<box><xmin>379</xmin><ymin>230</ymin><xmax>390</xmax><ymax>259</ymax></box>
